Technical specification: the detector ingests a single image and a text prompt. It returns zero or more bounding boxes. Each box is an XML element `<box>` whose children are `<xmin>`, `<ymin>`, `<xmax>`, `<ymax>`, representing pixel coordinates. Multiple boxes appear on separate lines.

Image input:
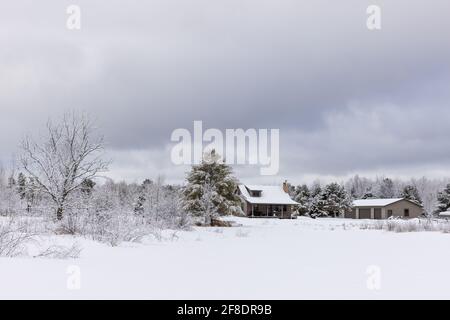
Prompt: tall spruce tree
<box><xmin>182</xmin><ymin>150</ymin><xmax>242</xmax><ymax>224</ymax></box>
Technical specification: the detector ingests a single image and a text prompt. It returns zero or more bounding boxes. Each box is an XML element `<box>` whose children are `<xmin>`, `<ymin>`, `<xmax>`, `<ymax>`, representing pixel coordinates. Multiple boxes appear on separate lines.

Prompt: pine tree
<box><xmin>17</xmin><ymin>172</ymin><xmax>27</xmax><ymax>200</ymax></box>
<box><xmin>308</xmin><ymin>183</ymin><xmax>326</xmax><ymax>218</ymax></box>
<box><xmin>321</xmin><ymin>183</ymin><xmax>352</xmax><ymax>217</ymax></box>
<box><xmin>7</xmin><ymin>175</ymin><xmax>16</xmax><ymax>189</ymax></box>
<box><xmin>362</xmin><ymin>187</ymin><xmax>375</xmax><ymax>199</ymax></box>
<box><xmin>293</xmin><ymin>184</ymin><xmax>310</xmax><ymax>216</ymax></box>
<box><xmin>436</xmin><ymin>184</ymin><xmax>450</xmax><ymax>213</ymax></box>
<box><xmin>181</xmin><ymin>150</ymin><xmax>242</xmax><ymax>225</ymax></box>
<box><xmin>134</xmin><ymin>179</ymin><xmax>153</xmax><ymax>215</ymax></box>
<box><xmin>80</xmin><ymin>178</ymin><xmax>96</xmax><ymax>196</ymax></box>
<box><xmin>401</xmin><ymin>185</ymin><xmax>422</xmax><ymax>205</ymax></box>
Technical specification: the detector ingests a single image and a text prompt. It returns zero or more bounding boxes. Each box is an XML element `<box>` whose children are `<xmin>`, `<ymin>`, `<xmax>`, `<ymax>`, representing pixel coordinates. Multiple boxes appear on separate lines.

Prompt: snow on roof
<box><xmin>353</xmin><ymin>198</ymin><xmax>404</xmax><ymax>207</ymax></box>
<box><xmin>439</xmin><ymin>211</ymin><xmax>450</xmax><ymax>217</ymax></box>
<box><xmin>238</xmin><ymin>184</ymin><xmax>298</xmax><ymax>205</ymax></box>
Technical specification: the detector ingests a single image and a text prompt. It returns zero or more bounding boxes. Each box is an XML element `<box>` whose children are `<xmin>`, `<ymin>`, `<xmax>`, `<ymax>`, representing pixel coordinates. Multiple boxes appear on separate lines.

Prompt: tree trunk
<box><xmin>56</xmin><ymin>206</ymin><xmax>63</xmax><ymax>220</ymax></box>
<box><xmin>204</xmin><ymin>214</ymin><xmax>211</xmax><ymax>226</ymax></box>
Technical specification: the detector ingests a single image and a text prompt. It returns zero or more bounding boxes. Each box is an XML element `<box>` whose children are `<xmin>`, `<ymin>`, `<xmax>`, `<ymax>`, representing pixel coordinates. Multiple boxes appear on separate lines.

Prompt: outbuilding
<box><xmin>345</xmin><ymin>198</ymin><xmax>423</xmax><ymax>219</ymax></box>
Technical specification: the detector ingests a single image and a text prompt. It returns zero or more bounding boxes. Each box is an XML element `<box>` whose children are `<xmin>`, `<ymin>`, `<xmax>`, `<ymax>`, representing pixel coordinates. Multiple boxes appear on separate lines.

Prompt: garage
<box><xmin>374</xmin><ymin>208</ymin><xmax>382</xmax><ymax>219</ymax></box>
<box><xmin>350</xmin><ymin>198</ymin><xmax>423</xmax><ymax>220</ymax></box>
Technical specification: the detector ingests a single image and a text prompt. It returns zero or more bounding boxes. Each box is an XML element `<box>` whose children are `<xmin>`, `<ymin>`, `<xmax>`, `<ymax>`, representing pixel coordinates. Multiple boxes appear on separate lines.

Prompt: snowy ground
<box><xmin>1</xmin><ymin>217</ymin><xmax>450</xmax><ymax>299</ymax></box>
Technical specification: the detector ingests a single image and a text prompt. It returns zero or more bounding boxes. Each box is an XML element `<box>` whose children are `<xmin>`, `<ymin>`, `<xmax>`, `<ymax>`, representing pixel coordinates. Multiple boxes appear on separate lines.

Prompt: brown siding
<box><xmin>348</xmin><ymin>199</ymin><xmax>423</xmax><ymax>220</ymax></box>
<box><xmin>384</xmin><ymin>200</ymin><xmax>423</xmax><ymax>219</ymax></box>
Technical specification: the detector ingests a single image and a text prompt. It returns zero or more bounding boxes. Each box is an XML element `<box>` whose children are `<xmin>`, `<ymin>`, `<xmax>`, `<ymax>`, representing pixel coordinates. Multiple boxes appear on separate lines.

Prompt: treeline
<box><xmin>0</xmin><ymin>169</ymin><xmax>189</xmax><ymax>226</ymax></box>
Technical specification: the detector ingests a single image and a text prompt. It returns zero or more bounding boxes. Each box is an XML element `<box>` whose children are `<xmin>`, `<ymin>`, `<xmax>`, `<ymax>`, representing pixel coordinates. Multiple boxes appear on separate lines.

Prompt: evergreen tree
<box><xmin>17</xmin><ymin>172</ymin><xmax>27</xmax><ymax>200</ymax></box>
<box><xmin>7</xmin><ymin>175</ymin><xmax>16</xmax><ymax>189</ymax></box>
<box><xmin>182</xmin><ymin>150</ymin><xmax>242</xmax><ymax>224</ymax></box>
<box><xmin>320</xmin><ymin>183</ymin><xmax>352</xmax><ymax>217</ymax></box>
<box><xmin>308</xmin><ymin>183</ymin><xmax>326</xmax><ymax>218</ymax></box>
<box><xmin>401</xmin><ymin>185</ymin><xmax>422</xmax><ymax>205</ymax></box>
<box><xmin>436</xmin><ymin>184</ymin><xmax>450</xmax><ymax>213</ymax></box>
<box><xmin>293</xmin><ymin>184</ymin><xmax>310</xmax><ymax>216</ymax></box>
<box><xmin>362</xmin><ymin>187</ymin><xmax>375</xmax><ymax>199</ymax></box>
<box><xmin>80</xmin><ymin>178</ymin><xmax>96</xmax><ymax>196</ymax></box>
<box><xmin>134</xmin><ymin>179</ymin><xmax>153</xmax><ymax>215</ymax></box>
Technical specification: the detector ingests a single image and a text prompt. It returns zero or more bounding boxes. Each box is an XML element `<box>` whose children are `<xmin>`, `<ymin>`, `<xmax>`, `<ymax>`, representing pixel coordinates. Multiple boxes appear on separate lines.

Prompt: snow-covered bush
<box><xmin>356</xmin><ymin>218</ymin><xmax>450</xmax><ymax>234</ymax></box>
<box><xmin>34</xmin><ymin>243</ymin><xmax>82</xmax><ymax>259</ymax></box>
<box><xmin>0</xmin><ymin>218</ymin><xmax>35</xmax><ymax>257</ymax></box>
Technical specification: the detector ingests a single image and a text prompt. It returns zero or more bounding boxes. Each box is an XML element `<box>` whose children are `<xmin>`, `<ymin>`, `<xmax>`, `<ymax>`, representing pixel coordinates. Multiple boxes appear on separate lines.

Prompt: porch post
<box><xmin>281</xmin><ymin>205</ymin><xmax>284</xmax><ymax>219</ymax></box>
<box><xmin>356</xmin><ymin>208</ymin><xmax>360</xmax><ymax>219</ymax></box>
<box><xmin>266</xmin><ymin>206</ymin><xmax>268</xmax><ymax>217</ymax></box>
<box><xmin>370</xmin><ymin>208</ymin><xmax>375</xmax><ymax>219</ymax></box>
<box><xmin>252</xmin><ymin>205</ymin><xmax>254</xmax><ymax>217</ymax></box>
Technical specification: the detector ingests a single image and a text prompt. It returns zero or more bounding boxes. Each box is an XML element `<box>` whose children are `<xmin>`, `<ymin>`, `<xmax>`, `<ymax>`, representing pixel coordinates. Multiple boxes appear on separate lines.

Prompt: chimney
<box><xmin>282</xmin><ymin>180</ymin><xmax>289</xmax><ymax>193</ymax></box>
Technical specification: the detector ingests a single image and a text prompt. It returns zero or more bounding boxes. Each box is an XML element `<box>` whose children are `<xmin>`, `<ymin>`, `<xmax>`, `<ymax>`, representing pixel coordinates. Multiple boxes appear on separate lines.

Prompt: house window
<box><xmin>387</xmin><ymin>210</ymin><xmax>393</xmax><ymax>217</ymax></box>
<box><xmin>404</xmin><ymin>209</ymin><xmax>410</xmax><ymax>217</ymax></box>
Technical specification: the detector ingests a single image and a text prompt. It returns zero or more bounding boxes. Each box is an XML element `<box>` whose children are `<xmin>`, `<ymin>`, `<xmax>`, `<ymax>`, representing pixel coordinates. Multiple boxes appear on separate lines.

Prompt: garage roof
<box><xmin>353</xmin><ymin>198</ymin><xmax>404</xmax><ymax>207</ymax></box>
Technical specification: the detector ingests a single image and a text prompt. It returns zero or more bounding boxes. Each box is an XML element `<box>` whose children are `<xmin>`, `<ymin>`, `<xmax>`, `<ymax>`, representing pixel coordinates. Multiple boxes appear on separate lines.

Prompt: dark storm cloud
<box><xmin>0</xmin><ymin>0</ymin><xmax>449</xmax><ymax>182</ymax></box>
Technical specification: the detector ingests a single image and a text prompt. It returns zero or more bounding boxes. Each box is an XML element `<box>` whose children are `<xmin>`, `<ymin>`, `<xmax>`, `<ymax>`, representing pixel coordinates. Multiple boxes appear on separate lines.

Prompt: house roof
<box><xmin>238</xmin><ymin>184</ymin><xmax>299</xmax><ymax>205</ymax></box>
<box><xmin>353</xmin><ymin>198</ymin><xmax>415</xmax><ymax>207</ymax></box>
<box><xmin>439</xmin><ymin>211</ymin><xmax>450</xmax><ymax>217</ymax></box>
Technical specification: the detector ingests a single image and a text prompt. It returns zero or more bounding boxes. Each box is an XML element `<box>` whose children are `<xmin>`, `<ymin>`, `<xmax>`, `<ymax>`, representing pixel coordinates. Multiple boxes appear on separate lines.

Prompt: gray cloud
<box><xmin>0</xmin><ymin>0</ymin><xmax>449</xmax><ymax>183</ymax></box>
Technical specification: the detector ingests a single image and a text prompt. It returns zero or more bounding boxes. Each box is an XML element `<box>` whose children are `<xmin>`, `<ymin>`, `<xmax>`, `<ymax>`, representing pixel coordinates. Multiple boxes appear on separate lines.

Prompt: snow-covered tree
<box><xmin>320</xmin><ymin>182</ymin><xmax>352</xmax><ymax>217</ymax></box>
<box><xmin>182</xmin><ymin>150</ymin><xmax>242</xmax><ymax>224</ymax></box>
<box><xmin>400</xmin><ymin>185</ymin><xmax>422</xmax><ymax>205</ymax></box>
<box><xmin>436</xmin><ymin>184</ymin><xmax>450</xmax><ymax>214</ymax></box>
<box><xmin>362</xmin><ymin>188</ymin><xmax>376</xmax><ymax>199</ymax></box>
<box><xmin>293</xmin><ymin>184</ymin><xmax>310</xmax><ymax>216</ymax></box>
<box><xmin>345</xmin><ymin>175</ymin><xmax>373</xmax><ymax>199</ymax></box>
<box><xmin>19</xmin><ymin>112</ymin><xmax>109</xmax><ymax>220</ymax></box>
<box><xmin>376</xmin><ymin>177</ymin><xmax>396</xmax><ymax>198</ymax></box>
<box><xmin>199</xmin><ymin>182</ymin><xmax>219</xmax><ymax>225</ymax></box>
<box><xmin>308</xmin><ymin>182</ymin><xmax>327</xmax><ymax>218</ymax></box>
<box><xmin>16</xmin><ymin>173</ymin><xmax>27</xmax><ymax>200</ymax></box>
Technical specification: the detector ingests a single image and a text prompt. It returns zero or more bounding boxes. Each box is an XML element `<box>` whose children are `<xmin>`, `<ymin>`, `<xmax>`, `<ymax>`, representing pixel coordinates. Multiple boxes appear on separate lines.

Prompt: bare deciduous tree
<box><xmin>19</xmin><ymin>113</ymin><xmax>109</xmax><ymax>220</ymax></box>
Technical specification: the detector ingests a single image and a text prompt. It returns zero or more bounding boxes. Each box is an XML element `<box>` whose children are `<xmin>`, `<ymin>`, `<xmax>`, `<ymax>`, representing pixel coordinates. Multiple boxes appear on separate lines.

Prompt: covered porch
<box><xmin>247</xmin><ymin>203</ymin><xmax>293</xmax><ymax>219</ymax></box>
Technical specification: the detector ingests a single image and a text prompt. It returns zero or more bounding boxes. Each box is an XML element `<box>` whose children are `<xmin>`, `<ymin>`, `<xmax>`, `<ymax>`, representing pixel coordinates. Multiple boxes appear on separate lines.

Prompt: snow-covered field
<box><xmin>2</xmin><ymin>217</ymin><xmax>450</xmax><ymax>299</ymax></box>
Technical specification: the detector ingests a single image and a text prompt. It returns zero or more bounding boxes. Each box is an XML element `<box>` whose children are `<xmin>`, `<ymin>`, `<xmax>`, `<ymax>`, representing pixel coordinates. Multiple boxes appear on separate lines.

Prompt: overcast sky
<box><xmin>1</xmin><ymin>0</ymin><xmax>449</xmax><ymax>185</ymax></box>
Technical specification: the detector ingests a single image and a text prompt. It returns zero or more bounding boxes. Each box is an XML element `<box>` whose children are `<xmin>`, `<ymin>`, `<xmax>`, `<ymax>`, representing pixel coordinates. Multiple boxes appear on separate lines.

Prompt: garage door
<box><xmin>374</xmin><ymin>208</ymin><xmax>382</xmax><ymax>219</ymax></box>
<box><xmin>359</xmin><ymin>208</ymin><xmax>371</xmax><ymax>219</ymax></box>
